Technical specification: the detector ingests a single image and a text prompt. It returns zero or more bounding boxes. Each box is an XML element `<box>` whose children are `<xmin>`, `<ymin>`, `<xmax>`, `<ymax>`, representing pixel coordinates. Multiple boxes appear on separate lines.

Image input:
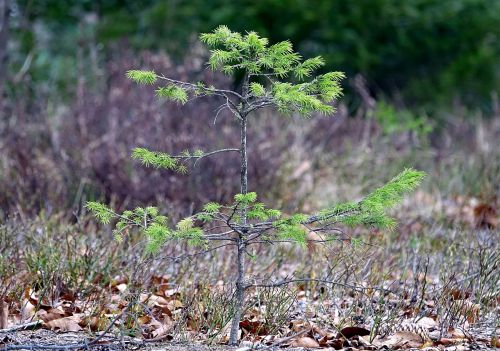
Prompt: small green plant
<box><xmin>87</xmin><ymin>26</ymin><xmax>425</xmax><ymax>345</ymax></box>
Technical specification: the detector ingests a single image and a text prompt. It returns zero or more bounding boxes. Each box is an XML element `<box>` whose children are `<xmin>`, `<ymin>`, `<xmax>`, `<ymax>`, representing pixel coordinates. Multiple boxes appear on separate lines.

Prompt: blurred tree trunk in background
<box><xmin>0</xmin><ymin>0</ymin><xmax>9</xmax><ymax>107</ymax></box>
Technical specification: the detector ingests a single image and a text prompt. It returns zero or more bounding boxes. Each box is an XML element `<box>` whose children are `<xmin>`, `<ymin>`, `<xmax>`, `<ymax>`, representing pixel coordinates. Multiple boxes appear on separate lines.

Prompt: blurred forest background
<box><xmin>0</xmin><ymin>0</ymin><xmax>499</xmax><ymax>220</ymax></box>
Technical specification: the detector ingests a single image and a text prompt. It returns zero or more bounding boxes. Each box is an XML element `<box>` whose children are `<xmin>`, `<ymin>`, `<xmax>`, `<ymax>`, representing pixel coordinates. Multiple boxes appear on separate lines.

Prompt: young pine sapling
<box><xmin>87</xmin><ymin>26</ymin><xmax>426</xmax><ymax>345</ymax></box>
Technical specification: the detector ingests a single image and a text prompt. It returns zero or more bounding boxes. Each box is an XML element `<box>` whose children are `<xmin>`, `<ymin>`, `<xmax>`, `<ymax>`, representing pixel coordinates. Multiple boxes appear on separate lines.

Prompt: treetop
<box><xmin>127</xmin><ymin>26</ymin><xmax>345</xmax><ymax>118</ymax></box>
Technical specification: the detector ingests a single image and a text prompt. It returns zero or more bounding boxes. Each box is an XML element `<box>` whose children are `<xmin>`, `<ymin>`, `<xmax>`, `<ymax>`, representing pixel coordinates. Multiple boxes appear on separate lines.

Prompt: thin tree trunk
<box><xmin>229</xmin><ymin>236</ymin><xmax>246</xmax><ymax>345</ymax></box>
<box><xmin>239</xmin><ymin>117</ymin><xmax>248</xmax><ymax>197</ymax></box>
<box><xmin>228</xmin><ymin>116</ymin><xmax>248</xmax><ymax>346</ymax></box>
<box><xmin>228</xmin><ymin>73</ymin><xmax>250</xmax><ymax>345</ymax></box>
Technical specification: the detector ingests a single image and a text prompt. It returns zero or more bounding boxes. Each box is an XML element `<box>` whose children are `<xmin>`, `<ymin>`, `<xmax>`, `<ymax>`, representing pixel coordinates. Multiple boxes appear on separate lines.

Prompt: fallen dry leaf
<box><xmin>38</xmin><ymin>312</ymin><xmax>64</xmax><ymax>324</ymax></box>
<box><xmin>116</xmin><ymin>283</ymin><xmax>127</xmax><ymax>293</ymax></box>
<box><xmin>447</xmin><ymin>288</ymin><xmax>471</xmax><ymax>301</ymax></box>
<box><xmin>327</xmin><ymin>338</ymin><xmax>344</xmax><ymax>349</ymax></box>
<box><xmin>144</xmin><ymin>294</ymin><xmax>170</xmax><ymax>307</ymax></box>
<box><xmin>337</xmin><ymin>326</ymin><xmax>370</xmax><ymax>339</ymax></box>
<box><xmin>146</xmin><ymin>315</ymin><xmax>174</xmax><ymax>340</ymax></box>
<box><xmin>491</xmin><ymin>336</ymin><xmax>500</xmax><ymax>348</ymax></box>
<box><xmin>473</xmin><ymin>202</ymin><xmax>497</xmax><ymax>229</ymax></box>
<box><xmin>239</xmin><ymin>319</ymin><xmax>268</xmax><ymax>335</ymax></box>
<box><xmin>79</xmin><ymin>315</ymin><xmax>109</xmax><ymax>331</ymax></box>
<box><xmin>137</xmin><ymin>315</ymin><xmax>152</xmax><ymax>325</ymax></box>
<box><xmin>290</xmin><ymin>336</ymin><xmax>320</xmax><ymax>348</ymax></box>
<box><xmin>450</xmin><ymin>328</ymin><xmax>466</xmax><ymax>339</ymax></box>
<box><xmin>167</xmin><ymin>299</ymin><xmax>183</xmax><ymax>310</ymax></box>
<box><xmin>20</xmin><ymin>299</ymin><xmax>36</xmax><ymax>321</ymax></box>
<box><xmin>290</xmin><ymin>319</ymin><xmax>309</xmax><ymax>332</ymax></box>
<box><xmin>60</xmin><ymin>291</ymin><xmax>76</xmax><ymax>302</ymax></box>
<box><xmin>163</xmin><ymin>288</ymin><xmax>180</xmax><ymax>298</ymax></box>
<box><xmin>151</xmin><ymin>304</ymin><xmax>173</xmax><ymax>319</ymax></box>
<box><xmin>372</xmin><ymin>331</ymin><xmax>424</xmax><ymax>349</ymax></box>
<box><xmin>151</xmin><ymin>324</ymin><xmax>172</xmax><ymax>339</ymax></box>
<box><xmin>416</xmin><ymin>316</ymin><xmax>437</xmax><ymax>329</ymax></box>
<box><xmin>438</xmin><ymin>337</ymin><xmax>458</xmax><ymax>345</ymax></box>
<box><xmin>151</xmin><ymin>275</ymin><xmax>170</xmax><ymax>295</ymax></box>
<box><xmin>44</xmin><ymin>315</ymin><xmax>83</xmax><ymax>332</ymax></box>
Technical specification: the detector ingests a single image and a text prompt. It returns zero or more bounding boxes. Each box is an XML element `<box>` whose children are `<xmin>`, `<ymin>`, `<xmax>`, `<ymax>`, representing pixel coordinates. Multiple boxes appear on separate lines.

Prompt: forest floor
<box><xmin>1</xmin><ymin>120</ymin><xmax>498</xmax><ymax>350</ymax></box>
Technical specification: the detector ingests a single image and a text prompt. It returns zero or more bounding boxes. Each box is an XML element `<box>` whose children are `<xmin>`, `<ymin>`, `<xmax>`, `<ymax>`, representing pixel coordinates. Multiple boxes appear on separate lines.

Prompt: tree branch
<box><xmin>244</xmin><ymin>97</ymin><xmax>275</xmax><ymax>114</ymax></box>
<box><xmin>170</xmin><ymin>148</ymin><xmax>240</xmax><ymax>167</ymax></box>
<box><xmin>157</xmin><ymin>75</ymin><xmax>244</xmax><ymax>100</ymax></box>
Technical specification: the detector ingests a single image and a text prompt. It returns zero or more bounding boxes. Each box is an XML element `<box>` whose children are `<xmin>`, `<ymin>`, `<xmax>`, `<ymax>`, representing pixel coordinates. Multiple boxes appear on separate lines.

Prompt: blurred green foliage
<box><xmin>375</xmin><ymin>101</ymin><xmax>433</xmax><ymax>137</ymax></box>
<box><xmin>9</xmin><ymin>0</ymin><xmax>500</xmax><ymax>112</ymax></box>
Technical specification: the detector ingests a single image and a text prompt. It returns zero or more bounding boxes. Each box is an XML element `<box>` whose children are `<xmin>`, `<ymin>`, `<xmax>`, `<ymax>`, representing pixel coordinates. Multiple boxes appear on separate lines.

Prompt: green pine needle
<box><xmin>234</xmin><ymin>192</ymin><xmax>257</xmax><ymax>204</ymax></box>
<box><xmin>126</xmin><ymin>70</ymin><xmax>157</xmax><ymax>85</ymax></box>
<box><xmin>319</xmin><ymin>168</ymin><xmax>426</xmax><ymax>230</ymax></box>
<box><xmin>85</xmin><ymin>202</ymin><xmax>113</xmax><ymax>224</ymax></box>
<box><xmin>361</xmin><ymin>168</ymin><xmax>426</xmax><ymax>211</ymax></box>
<box><xmin>145</xmin><ymin>223</ymin><xmax>171</xmax><ymax>254</ymax></box>
<box><xmin>203</xmin><ymin>202</ymin><xmax>221</xmax><ymax>213</ymax></box>
<box><xmin>294</xmin><ymin>56</ymin><xmax>325</xmax><ymax>79</ymax></box>
<box><xmin>156</xmin><ymin>85</ymin><xmax>188</xmax><ymax>104</ymax></box>
<box><xmin>131</xmin><ymin>147</ymin><xmax>180</xmax><ymax>171</ymax></box>
<box><xmin>250</xmin><ymin>82</ymin><xmax>266</xmax><ymax>97</ymax></box>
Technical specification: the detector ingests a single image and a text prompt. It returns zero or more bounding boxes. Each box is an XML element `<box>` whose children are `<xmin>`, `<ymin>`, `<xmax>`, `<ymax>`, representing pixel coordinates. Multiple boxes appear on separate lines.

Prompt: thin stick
<box><xmin>0</xmin><ymin>321</ymin><xmax>42</xmax><ymax>333</ymax></box>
